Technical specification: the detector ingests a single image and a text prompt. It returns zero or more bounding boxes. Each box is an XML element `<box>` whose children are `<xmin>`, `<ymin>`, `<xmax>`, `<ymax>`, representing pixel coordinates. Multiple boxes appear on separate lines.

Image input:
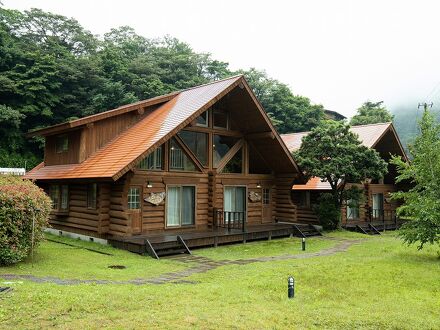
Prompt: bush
<box><xmin>0</xmin><ymin>176</ymin><xmax>51</xmax><ymax>265</ymax></box>
<box><xmin>313</xmin><ymin>193</ymin><xmax>340</xmax><ymax>230</ymax></box>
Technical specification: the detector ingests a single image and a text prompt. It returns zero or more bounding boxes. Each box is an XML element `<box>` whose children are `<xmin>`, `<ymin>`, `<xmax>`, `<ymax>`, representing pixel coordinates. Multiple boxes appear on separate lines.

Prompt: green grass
<box><xmin>0</xmin><ymin>234</ymin><xmax>188</xmax><ymax>280</ymax></box>
<box><xmin>195</xmin><ymin>236</ymin><xmax>338</xmax><ymax>260</ymax></box>
<box><xmin>1</xmin><ymin>232</ymin><xmax>439</xmax><ymax>329</ymax></box>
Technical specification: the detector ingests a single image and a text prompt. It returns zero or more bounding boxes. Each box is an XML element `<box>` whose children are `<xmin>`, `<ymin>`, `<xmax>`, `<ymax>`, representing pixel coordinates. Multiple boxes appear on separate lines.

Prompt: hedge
<box><xmin>0</xmin><ymin>176</ymin><xmax>51</xmax><ymax>265</ymax></box>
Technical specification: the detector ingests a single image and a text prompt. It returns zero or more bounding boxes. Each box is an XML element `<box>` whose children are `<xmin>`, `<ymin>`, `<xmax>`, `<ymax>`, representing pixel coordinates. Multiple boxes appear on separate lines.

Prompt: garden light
<box><xmin>302</xmin><ymin>237</ymin><xmax>306</xmax><ymax>251</ymax></box>
<box><xmin>288</xmin><ymin>276</ymin><xmax>295</xmax><ymax>298</ymax></box>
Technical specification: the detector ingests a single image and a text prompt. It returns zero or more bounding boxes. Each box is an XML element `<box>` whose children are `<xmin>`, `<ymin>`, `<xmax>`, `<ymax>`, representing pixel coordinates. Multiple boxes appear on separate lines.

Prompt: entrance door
<box><xmin>372</xmin><ymin>193</ymin><xmax>384</xmax><ymax>220</ymax></box>
<box><xmin>262</xmin><ymin>188</ymin><xmax>272</xmax><ymax>223</ymax></box>
<box><xmin>224</xmin><ymin>186</ymin><xmax>246</xmax><ymax>223</ymax></box>
<box><xmin>127</xmin><ymin>186</ymin><xmax>142</xmax><ymax>234</ymax></box>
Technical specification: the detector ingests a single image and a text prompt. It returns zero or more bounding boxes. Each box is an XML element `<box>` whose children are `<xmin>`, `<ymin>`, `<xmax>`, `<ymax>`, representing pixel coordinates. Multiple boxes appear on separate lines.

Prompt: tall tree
<box><xmin>294</xmin><ymin>121</ymin><xmax>388</xmax><ymax>228</ymax></box>
<box><xmin>390</xmin><ymin>110</ymin><xmax>440</xmax><ymax>250</ymax></box>
<box><xmin>240</xmin><ymin>68</ymin><xmax>324</xmax><ymax>133</ymax></box>
<box><xmin>350</xmin><ymin>101</ymin><xmax>393</xmax><ymax>126</ymax></box>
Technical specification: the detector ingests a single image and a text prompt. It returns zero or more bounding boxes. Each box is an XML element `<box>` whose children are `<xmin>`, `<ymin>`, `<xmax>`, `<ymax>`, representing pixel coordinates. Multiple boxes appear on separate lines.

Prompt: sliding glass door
<box><xmin>166</xmin><ymin>186</ymin><xmax>195</xmax><ymax>227</ymax></box>
<box><xmin>224</xmin><ymin>186</ymin><xmax>246</xmax><ymax>222</ymax></box>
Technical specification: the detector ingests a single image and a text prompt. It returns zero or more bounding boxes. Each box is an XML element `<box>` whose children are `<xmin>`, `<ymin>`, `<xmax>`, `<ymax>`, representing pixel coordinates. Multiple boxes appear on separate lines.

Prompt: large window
<box><xmin>169</xmin><ymin>139</ymin><xmax>197</xmax><ymax>171</ymax></box>
<box><xmin>221</xmin><ymin>148</ymin><xmax>243</xmax><ymax>173</ymax></box>
<box><xmin>49</xmin><ymin>184</ymin><xmax>69</xmax><ymax>211</ymax></box>
<box><xmin>87</xmin><ymin>183</ymin><xmax>97</xmax><ymax>209</ymax></box>
<box><xmin>166</xmin><ymin>186</ymin><xmax>195</xmax><ymax>227</ymax></box>
<box><xmin>178</xmin><ymin>131</ymin><xmax>208</xmax><ymax>166</ymax></box>
<box><xmin>224</xmin><ymin>186</ymin><xmax>246</xmax><ymax>213</ymax></box>
<box><xmin>128</xmin><ymin>187</ymin><xmax>141</xmax><ymax>210</ymax></box>
<box><xmin>347</xmin><ymin>199</ymin><xmax>360</xmax><ymax>220</ymax></box>
<box><xmin>56</xmin><ymin>135</ymin><xmax>68</xmax><ymax>153</ymax></box>
<box><xmin>213</xmin><ymin>135</ymin><xmax>239</xmax><ymax>167</ymax></box>
<box><xmin>372</xmin><ymin>193</ymin><xmax>384</xmax><ymax>218</ymax></box>
<box><xmin>138</xmin><ymin>147</ymin><xmax>162</xmax><ymax>170</ymax></box>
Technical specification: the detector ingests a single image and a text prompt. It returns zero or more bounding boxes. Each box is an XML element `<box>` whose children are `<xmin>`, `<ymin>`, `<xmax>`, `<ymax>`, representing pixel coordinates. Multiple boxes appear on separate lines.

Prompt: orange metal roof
<box><xmin>26</xmin><ymin>76</ymin><xmax>243</xmax><ymax>181</ymax></box>
<box><xmin>281</xmin><ymin>122</ymin><xmax>396</xmax><ymax>191</ymax></box>
<box><xmin>281</xmin><ymin>122</ymin><xmax>392</xmax><ymax>153</ymax></box>
<box><xmin>292</xmin><ymin>176</ymin><xmax>332</xmax><ymax>190</ymax></box>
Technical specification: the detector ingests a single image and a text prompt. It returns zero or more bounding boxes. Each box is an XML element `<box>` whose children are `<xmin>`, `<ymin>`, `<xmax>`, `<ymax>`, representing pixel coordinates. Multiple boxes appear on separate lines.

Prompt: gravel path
<box><xmin>0</xmin><ymin>238</ymin><xmax>362</xmax><ymax>286</ymax></box>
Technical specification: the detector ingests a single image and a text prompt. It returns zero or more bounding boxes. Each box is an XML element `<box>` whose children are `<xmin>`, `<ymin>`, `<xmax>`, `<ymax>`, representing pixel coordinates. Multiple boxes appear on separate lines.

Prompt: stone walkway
<box><xmin>1</xmin><ymin>239</ymin><xmax>362</xmax><ymax>286</ymax></box>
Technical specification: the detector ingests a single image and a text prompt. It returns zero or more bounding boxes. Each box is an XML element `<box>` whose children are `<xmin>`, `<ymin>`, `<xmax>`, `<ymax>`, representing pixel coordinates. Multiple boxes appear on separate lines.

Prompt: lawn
<box><xmin>0</xmin><ymin>232</ymin><xmax>439</xmax><ymax>329</ymax></box>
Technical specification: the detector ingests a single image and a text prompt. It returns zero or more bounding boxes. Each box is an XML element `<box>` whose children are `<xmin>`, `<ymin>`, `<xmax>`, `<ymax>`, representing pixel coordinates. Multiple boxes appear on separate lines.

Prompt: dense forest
<box><xmin>0</xmin><ymin>7</ymin><xmax>324</xmax><ymax>169</ymax></box>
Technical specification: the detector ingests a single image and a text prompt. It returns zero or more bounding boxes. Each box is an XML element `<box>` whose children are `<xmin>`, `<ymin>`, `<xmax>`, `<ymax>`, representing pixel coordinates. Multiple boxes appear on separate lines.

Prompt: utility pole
<box><xmin>418</xmin><ymin>102</ymin><xmax>433</xmax><ymax>112</ymax></box>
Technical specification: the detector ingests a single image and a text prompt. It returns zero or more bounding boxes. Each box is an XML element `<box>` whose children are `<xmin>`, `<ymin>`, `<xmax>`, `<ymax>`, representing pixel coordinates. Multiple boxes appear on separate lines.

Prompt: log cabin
<box><xmin>281</xmin><ymin>122</ymin><xmax>408</xmax><ymax>232</ymax></box>
<box><xmin>25</xmin><ymin>75</ymin><xmax>315</xmax><ymax>257</ymax></box>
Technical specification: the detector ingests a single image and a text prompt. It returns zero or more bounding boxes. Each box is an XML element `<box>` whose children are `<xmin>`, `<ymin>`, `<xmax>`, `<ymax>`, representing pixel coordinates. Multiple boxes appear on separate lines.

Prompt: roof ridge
<box><xmin>178</xmin><ymin>74</ymin><xmax>243</xmax><ymax>93</ymax></box>
<box><xmin>351</xmin><ymin>122</ymin><xmax>392</xmax><ymax>128</ymax></box>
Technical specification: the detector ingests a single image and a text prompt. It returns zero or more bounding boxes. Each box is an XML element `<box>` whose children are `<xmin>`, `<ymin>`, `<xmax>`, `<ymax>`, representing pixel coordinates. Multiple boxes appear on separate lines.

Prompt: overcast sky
<box><xmin>4</xmin><ymin>0</ymin><xmax>440</xmax><ymax>118</ymax></box>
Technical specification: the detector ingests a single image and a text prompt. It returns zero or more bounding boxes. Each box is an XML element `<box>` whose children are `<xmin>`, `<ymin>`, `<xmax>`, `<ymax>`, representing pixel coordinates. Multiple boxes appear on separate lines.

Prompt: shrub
<box><xmin>0</xmin><ymin>176</ymin><xmax>51</xmax><ymax>265</ymax></box>
<box><xmin>313</xmin><ymin>193</ymin><xmax>340</xmax><ymax>230</ymax></box>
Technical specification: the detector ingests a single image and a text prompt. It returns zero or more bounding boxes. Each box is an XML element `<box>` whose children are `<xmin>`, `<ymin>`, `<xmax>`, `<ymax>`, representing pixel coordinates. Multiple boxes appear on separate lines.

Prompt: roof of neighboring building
<box><xmin>281</xmin><ymin>122</ymin><xmax>406</xmax><ymax>191</ymax></box>
<box><xmin>324</xmin><ymin>109</ymin><xmax>346</xmax><ymax>121</ymax></box>
<box><xmin>291</xmin><ymin>176</ymin><xmax>332</xmax><ymax>190</ymax></box>
<box><xmin>25</xmin><ymin>75</ymin><xmax>300</xmax><ymax>181</ymax></box>
<box><xmin>281</xmin><ymin>122</ymin><xmax>393</xmax><ymax>152</ymax></box>
<box><xmin>0</xmin><ymin>168</ymin><xmax>26</xmax><ymax>176</ymax></box>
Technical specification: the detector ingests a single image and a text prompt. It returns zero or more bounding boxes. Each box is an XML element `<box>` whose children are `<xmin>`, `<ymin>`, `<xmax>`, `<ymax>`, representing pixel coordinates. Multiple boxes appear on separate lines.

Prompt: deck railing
<box><xmin>214</xmin><ymin>208</ymin><xmax>246</xmax><ymax>232</ymax></box>
<box><xmin>368</xmin><ymin>208</ymin><xmax>399</xmax><ymax>225</ymax></box>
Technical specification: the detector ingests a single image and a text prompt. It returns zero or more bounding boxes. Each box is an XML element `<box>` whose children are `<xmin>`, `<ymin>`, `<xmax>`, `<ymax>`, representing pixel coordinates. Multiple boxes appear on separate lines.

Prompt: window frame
<box><xmin>178</xmin><ymin>130</ymin><xmax>208</xmax><ymax>167</ymax></box>
<box><xmin>138</xmin><ymin>147</ymin><xmax>163</xmax><ymax>171</ymax></box>
<box><xmin>60</xmin><ymin>185</ymin><xmax>69</xmax><ymax>211</ymax></box>
<box><xmin>165</xmin><ymin>184</ymin><xmax>197</xmax><ymax>228</ymax></box>
<box><xmin>87</xmin><ymin>183</ymin><xmax>97</xmax><ymax>209</ymax></box>
<box><xmin>262</xmin><ymin>188</ymin><xmax>271</xmax><ymax>205</ymax></box>
<box><xmin>346</xmin><ymin>199</ymin><xmax>360</xmax><ymax>220</ymax></box>
<box><xmin>49</xmin><ymin>184</ymin><xmax>69</xmax><ymax>212</ymax></box>
<box><xmin>127</xmin><ymin>186</ymin><xmax>141</xmax><ymax>210</ymax></box>
<box><xmin>213</xmin><ymin>108</ymin><xmax>229</xmax><ymax>130</ymax></box>
<box><xmin>169</xmin><ymin>138</ymin><xmax>198</xmax><ymax>172</ymax></box>
<box><xmin>55</xmin><ymin>135</ymin><xmax>69</xmax><ymax>153</ymax></box>
<box><xmin>195</xmin><ymin>109</ymin><xmax>209</xmax><ymax>127</ymax></box>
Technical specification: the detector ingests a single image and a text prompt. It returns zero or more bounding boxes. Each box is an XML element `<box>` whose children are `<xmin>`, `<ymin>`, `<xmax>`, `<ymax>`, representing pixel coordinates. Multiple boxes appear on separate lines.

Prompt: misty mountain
<box><xmin>392</xmin><ymin>104</ymin><xmax>440</xmax><ymax>154</ymax></box>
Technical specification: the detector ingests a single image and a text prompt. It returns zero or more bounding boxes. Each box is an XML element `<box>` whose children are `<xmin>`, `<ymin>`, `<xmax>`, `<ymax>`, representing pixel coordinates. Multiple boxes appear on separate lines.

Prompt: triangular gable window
<box><xmin>169</xmin><ymin>138</ymin><xmax>200</xmax><ymax>172</ymax></box>
<box><xmin>221</xmin><ymin>148</ymin><xmax>243</xmax><ymax>173</ymax></box>
<box><xmin>177</xmin><ymin>130</ymin><xmax>208</xmax><ymax>166</ymax></box>
<box><xmin>249</xmin><ymin>144</ymin><xmax>272</xmax><ymax>174</ymax></box>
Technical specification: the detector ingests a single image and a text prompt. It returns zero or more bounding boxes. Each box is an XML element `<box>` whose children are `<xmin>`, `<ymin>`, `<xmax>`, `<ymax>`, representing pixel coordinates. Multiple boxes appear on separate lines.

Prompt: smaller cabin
<box><xmin>281</xmin><ymin>122</ymin><xmax>408</xmax><ymax>227</ymax></box>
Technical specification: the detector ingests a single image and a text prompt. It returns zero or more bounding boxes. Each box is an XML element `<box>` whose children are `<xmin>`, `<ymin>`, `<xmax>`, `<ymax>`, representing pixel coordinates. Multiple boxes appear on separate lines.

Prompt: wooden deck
<box><xmin>109</xmin><ymin>223</ymin><xmax>319</xmax><ymax>258</ymax></box>
<box><xmin>343</xmin><ymin>220</ymin><xmax>405</xmax><ymax>234</ymax></box>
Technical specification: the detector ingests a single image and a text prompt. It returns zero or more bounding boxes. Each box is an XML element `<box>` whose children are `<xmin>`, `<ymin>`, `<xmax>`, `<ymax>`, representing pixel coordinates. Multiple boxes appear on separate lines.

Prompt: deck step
<box><xmin>292</xmin><ymin>224</ymin><xmax>322</xmax><ymax>238</ymax></box>
<box><xmin>145</xmin><ymin>236</ymin><xmax>192</xmax><ymax>259</ymax></box>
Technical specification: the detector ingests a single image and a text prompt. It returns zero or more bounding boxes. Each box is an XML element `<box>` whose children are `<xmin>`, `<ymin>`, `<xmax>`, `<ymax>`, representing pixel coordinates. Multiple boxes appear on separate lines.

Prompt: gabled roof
<box><xmin>26</xmin><ymin>75</ymin><xmax>300</xmax><ymax>181</ymax></box>
<box><xmin>281</xmin><ymin>122</ymin><xmax>395</xmax><ymax>152</ymax></box>
<box><xmin>280</xmin><ymin>122</ymin><xmax>407</xmax><ymax>191</ymax></box>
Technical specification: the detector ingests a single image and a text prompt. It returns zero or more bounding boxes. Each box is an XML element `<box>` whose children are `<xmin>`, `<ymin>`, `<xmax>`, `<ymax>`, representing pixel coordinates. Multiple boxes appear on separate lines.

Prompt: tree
<box><xmin>350</xmin><ymin>101</ymin><xmax>393</xmax><ymax>126</ymax></box>
<box><xmin>240</xmin><ymin>68</ymin><xmax>325</xmax><ymax>133</ymax></box>
<box><xmin>294</xmin><ymin>121</ymin><xmax>388</xmax><ymax>228</ymax></box>
<box><xmin>390</xmin><ymin>110</ymin><xmax>440</xmax><ymax>250</ymax></box>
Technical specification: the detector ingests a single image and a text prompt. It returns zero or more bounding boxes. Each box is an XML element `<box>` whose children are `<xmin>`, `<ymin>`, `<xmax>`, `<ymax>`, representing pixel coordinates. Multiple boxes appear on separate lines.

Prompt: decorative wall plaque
<box><xmin>248</xmin><ymin>191</ymin><xmax>261</xmax><ymax>202</ymax></box>
<box><xmin>145</xmin><ymin>192</ymin><xmax>166</xmax><ymax>206</ymax></box>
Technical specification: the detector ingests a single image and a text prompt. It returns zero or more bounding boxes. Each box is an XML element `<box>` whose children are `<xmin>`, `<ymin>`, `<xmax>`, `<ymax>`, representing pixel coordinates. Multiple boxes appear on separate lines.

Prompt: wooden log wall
<box><xmin>46</xmin><ymin>183</ymin><xmax>100</xmax><ymax>235</ymax></box>
<box><xmin>127</xmin><ymin>170</ymin><xmax>210</xmax><ymax>234</ymax></box>
<box><xmin>273</xmin><ymin>174</ymin><xmax>297</xmax><ymax>222</ymax></box>
<box><xmin>108</xmin><ymin>179</ymin><xmax>129</xmax><ymax>236</ymax></box>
